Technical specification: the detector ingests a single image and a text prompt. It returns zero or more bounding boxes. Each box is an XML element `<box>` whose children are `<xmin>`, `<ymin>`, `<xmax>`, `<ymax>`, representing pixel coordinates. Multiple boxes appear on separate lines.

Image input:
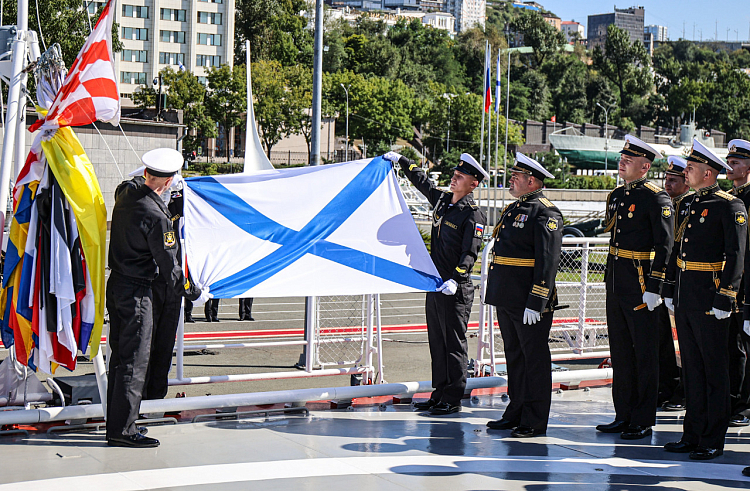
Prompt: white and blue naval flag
<box><xmin>183</xmin><ymin>157</ymin><xmax>442</xmax><ymax>298</ymax></box>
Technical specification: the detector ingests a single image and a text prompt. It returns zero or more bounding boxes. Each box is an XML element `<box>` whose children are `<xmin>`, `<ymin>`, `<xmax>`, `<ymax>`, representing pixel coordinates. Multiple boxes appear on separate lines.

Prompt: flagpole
<box><xmin>502</xmin><ymin>47</ymin><xmax>511</xmax><ymax>211</ymax></box>
<box><xmin>485</xmin><ymin>44</ymin><xmax>492</xmax><ymax>225</ymax></box>
<box><xmin>479</xmin><ymin>40</ymin><xmax>487</xmax><ymax>182</ymax></box>
<box><xmin>493</xmin><ymin>52</ymin><xmax>501</xmax><ymax>226</ymax></box>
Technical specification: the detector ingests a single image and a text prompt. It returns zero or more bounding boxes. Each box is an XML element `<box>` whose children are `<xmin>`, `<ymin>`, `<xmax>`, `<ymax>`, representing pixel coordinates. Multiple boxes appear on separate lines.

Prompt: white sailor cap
<box><xmin>687</xmin><ymin>138</ymin><xmax>731</xmax><ymax>171</ymax></box>
<box><xmin>666</xmin><ymin>156</ymin><xmax>687</xmax><ymax>176</ymax></box>
<box><xmin>620</xmin><ymin>134</ymin><xmax>661</xmax><ymax>162</ymax></box>
<box><xmin>728</xmin><ymin>139</ymin><xmax>750</xmax><ymax>160</ymax></box>
<box><xmin>511</xmin><ymin>152</ymin><xmax>554</xmax><ymax>180</ymax></box>
<box><xmin>141</xmin><ymin>148</ymin><xmax>183</xmax><ymax>177</ymax></box>
<box><xmin>453</xmin><ymin>152</ymin><xmax>490</xmax><ymax>182</ymax></box>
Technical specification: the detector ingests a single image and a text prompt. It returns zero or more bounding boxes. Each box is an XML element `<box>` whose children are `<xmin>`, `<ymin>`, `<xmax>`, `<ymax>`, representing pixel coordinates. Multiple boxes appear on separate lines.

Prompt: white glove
<box><xmin>193</xmin><ymin>287</ymin><xmax>213</xmax><ymax>307</ymax></box>
<box><xmin>383</xmin><ymin>151</ymin><xmax>403</xmax><ymax>163</ymax></box>
<box><xmin>664</xmin><ymin>298</ymin><xmax>674</xmax><ymax>312</ymax></box>
<box><xmin>643</xmin><ymin>292</ymin><xmax>663</xmax><ymax>311</ymax></box>
<box><xmin>712</xmin><ymin>307</ymin><xmax>731</xmax><ymax>320</ymax></box>
<box><xmin>437</xmin><ymin>279</ymin><xmax>457</xmax><ymax>296</ymax></box>
<box><xmin>744</xmin><ymin>320</ymin><xmax>750</xmax><ymax>337</ymax></box>
<box><xmin>523</xmin><ymin>308</ymin><xmax>541</xmax><ymax>325</ymax></box>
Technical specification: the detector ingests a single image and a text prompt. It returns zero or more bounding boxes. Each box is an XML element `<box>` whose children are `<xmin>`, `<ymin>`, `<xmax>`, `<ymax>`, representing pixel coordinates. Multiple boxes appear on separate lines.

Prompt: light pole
<box><xmin>596</xmin><ymin>101</ymin><xmax>613</xmax><ymax>174</ymax></box>
<box><xmin>153</xmin><ymin>75</ymin><xmax>163</xmax><ymax>121</ymax></box>
<box><xmin>442</xmin><ymin>93</ymin><xmax>455</xmax><ymax>153</ymax></box>
<box><xmin>340</xmin><ymin>83</ymin><xmax>350</xmax><ymax>161</ymax></box>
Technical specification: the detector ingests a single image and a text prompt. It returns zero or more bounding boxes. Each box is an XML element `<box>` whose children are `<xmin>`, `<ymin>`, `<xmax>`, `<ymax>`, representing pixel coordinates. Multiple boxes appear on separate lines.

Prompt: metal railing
<box><xmin>476</xmin><ymin>237</ymin><xmax>611</xmax><ymax>375</ymax></box>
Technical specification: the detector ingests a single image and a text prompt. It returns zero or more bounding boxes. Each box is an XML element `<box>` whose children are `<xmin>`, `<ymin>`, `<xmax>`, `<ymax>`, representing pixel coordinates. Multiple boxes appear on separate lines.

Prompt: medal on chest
<box><xmin>627</xmin><ymin>204</ymin><xmax>635</xmax><ymax>219</ymax></box>
<box><xmin>700</xmin><ymin>208</ymin><xmax>707</xmax><ymax>223</ymax></box>
<box><xmin>514</xmin><ymin>214</ymin><xmax>528</xmax><ymax>228</ymax></box>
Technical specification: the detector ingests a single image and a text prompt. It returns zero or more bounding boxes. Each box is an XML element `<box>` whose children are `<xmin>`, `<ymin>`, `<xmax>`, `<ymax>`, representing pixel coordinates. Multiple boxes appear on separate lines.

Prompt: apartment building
<box><xmin>108</xmin><ymin>0</ymin><xmax>235</xmax><ymax>105</ymax></box>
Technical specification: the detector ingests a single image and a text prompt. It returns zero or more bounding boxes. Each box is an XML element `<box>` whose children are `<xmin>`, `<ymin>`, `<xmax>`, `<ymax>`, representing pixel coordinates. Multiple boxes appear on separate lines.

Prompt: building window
<box><xmin>87</xmin><ymin>2</ymin><xmax>105</xmax><ymax>14</ymax></box>
<box><xmin>160</xmin><ymin>30</ymin><xmax>186</xmax><ymax>43</ymax></box>
<box><xmin>197</xmin><ymin>76</ymin><xmax>208</xmax><ymax>85</ymax></box>
<box><xmin>196</xmin><ymin>54</ymin><xmax>221</xmax><ymax>67</ymax></box>
<box><xmin>122</xmin><ymin>5</ymin><xmax>148</xmax><ymax>18</ymax></box>
<box><xmin>122</xmin><ymin>27</ymin><xmax>148</xmax><ymax>41</ymax></box>
<box><xmin>160</xmin><ymin>8</ymin><xmax>186</xmax><ymax>22</ymax></box>
<box><xmin>120</xmin><ymin>71</ymin><xmax>147</xmax><ymax>85</ymax></box>
<box><xmin>198</xmin><ymin>0</ymin><xmax>222</xmax><ymax>3</ymax></box>
<box><xmin>121</xmin><ymin>49</ymin><xmax>148</xmax><ymax>62</ymax></box>
<box><xmin>159</xmin><ymin>52</ymin><xmax>185</xmax><ymax>65</ymax></box>
<box><xmin>197</xmin><ymin>12</ymin><xmax>222</xmax><ymax>24</ymax></box>
<box><xmin>197</xmin><ymin>33</ymin><xmax>221</xmax><ymax>46</ymax></box>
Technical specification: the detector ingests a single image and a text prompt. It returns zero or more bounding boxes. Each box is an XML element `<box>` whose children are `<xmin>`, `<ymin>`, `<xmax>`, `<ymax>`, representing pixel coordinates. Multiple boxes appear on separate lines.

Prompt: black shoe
<box><xmin>730</xmin><ymin>415</ymin><xmax>750</xmax><ymax>427</ymax></box>
<box><xmin>689</xmin><ymin>446</ymin><xmax>723</xmax><ymax>460</ymax></box>
<box><xmin>486</xmin><ymin>418</ymin><xmax>518</xmax><ymax>430</ymax></box>
<box><xmin>742</xmin><ymin>466</ymin><xmax>750</xmax><ymax>477</ymax></box>
<box><xmin>205</xmin><ymin>317</ymin><xmax>212</xmax><ymax>322</ymax></box>
<box><xmin>211</xmin><ymin>317</ymin><xmax>220</xmax><ymax>322</ymax></box>
<box><xmin>621</xmin><ymin>425</ymin><xmax>652</xmax><ymax>440</ymax></box>
<box><xmin>413</xmin><ymin>399</ymin><xmax>438</xmax><ymax>410</ymax></box>
<box><xmin>510</xmin><ymin>425</ymin><xmax>546</xmax><ymax>438</ymax></box>
<box><xmin>662</xmin><ymin>402</ymin><xmax>686</xmax><ymax>411</ymax></box>
<box><xmin>430</xmin><ymin>401</ymin><xmax>461</xmax><ymax>415</ymax></box>
<box><xmin>107</xmin><ymin>433</ymin><xmax>160</xmax><ymax>448</ymax></box>
<box><xmin>664</xmin><ymin>440</ymin><xmax>698</xmax><ymax>453</ymax></box>
<box><xmin>246</xmin><ymin>317</ymin><xmax>255</xmax><ymax>321</ymax></box>
<box><xmin>596</xmin><ymin>420</ymin><xmax>629</xmax><ymax>433</ymax></box>
<box><xmin>185</xmin><ymin>315</ymin><xmax>195</xmax><ymax>323</ymax></box>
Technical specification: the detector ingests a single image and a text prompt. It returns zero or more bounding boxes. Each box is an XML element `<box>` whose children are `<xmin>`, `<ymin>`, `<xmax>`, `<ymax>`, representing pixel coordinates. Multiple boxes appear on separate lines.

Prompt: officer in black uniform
<box><xmin>144</xmin><ymin>181</ymin><xmax>193</xmax><ymax>401</ymax></box>
<box><xmin>663</xmin><ymin>139</ymin><xmax>747</xmax><ymax>460</ymax></box>
<box><xmin>204</xmin><ymin>298</ymin><xmax>220</xmax><ymax>322</ymax></box>
<box><xmin>239</xmin><ymin>298</ymin><xmax>254</xmax><ymax>321</ymax></box>
<box><xmin>383</xmin><ymin>151</ymin><xmax>487</xmax><ymax>415</ymax></box>
<box><xmin>107</xmin><ymin>148</ymin><xmax>211</xmax><ymax>447</ymax></box>
<box><xmin>658</xmin><ymin>156</ymin><xmax>692</xmax><ymax>411</ymax></box>
<box><xmin>596</xmin><ymin>135</ymin><xmax>674</xmax><ymax>440</ymax></box>
<box><xmin>484</xmin><ymin>153</ymin><xmax>563</xmax><ymax>438</ymax></box>
<box><xmin>726</xmin><ymin>139</ymin><xmax>750</xmax><ymax>427</ymax></box>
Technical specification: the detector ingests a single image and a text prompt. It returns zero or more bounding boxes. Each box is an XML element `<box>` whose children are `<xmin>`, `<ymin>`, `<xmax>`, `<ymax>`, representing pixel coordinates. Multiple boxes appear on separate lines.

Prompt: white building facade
<box><xmin>445</xmin><ymin>0</ymin><xmax>485</xmax><ymax>33</ymax></box>
<box><xmin>112</xmin><ymin>0</ymin><xmax>235</xmax><ymax>104</ymax></box>
<box><xmin>560</xmin><ymin>21</ymin><xmax>584</xmax><ymax>44</ymax></box>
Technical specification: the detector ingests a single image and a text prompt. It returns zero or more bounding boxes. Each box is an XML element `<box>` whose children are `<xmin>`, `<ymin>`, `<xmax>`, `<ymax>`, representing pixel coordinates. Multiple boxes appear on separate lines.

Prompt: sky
<box><xmin>540</xmin><ymin>1</ymin><xmax>750</xmax><ymax>42</ymax></box>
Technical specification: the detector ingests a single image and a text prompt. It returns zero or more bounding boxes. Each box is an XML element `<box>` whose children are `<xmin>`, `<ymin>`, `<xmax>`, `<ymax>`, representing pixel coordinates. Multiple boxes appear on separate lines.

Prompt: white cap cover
<box><xmin>141</xmin><ymin>148</ymin><xmax>183</xmax><ymax>177</ymax></box>
<box><xmin>513</xmin><ymin>152</ymin><xmax>554</xmax><ymax>179</ymax></box>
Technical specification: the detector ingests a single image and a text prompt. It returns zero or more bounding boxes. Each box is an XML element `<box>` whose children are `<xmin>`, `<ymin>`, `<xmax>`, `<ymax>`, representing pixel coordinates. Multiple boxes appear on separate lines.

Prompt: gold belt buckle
<box><xmin>612</xmin><ymin>247</ymin><xmax>618</xmax><ymax>256</ymax></box>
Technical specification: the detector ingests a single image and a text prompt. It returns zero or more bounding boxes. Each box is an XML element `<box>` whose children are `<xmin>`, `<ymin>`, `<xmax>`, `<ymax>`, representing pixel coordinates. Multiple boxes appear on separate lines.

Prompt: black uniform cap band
<box><xmin>665</xmin><ymin>164</ymin><xmax>686</xmax><ymax>177</ymax></box>
<box><xmin>620</xmin><ymin>142</ymin><xmax>656</xmax><ymax>161</ymax></box>
<box><xmin>686</xmin><ymin>150</ymin><xmax>724</xmax><ymax>171</ymax></box>
<box><xmin>511</xmin><ymin>164</ymin><xmax>547</xmax><ymax>181</ymax></box>
<box><xmin>728</xmin><ymin>147</ymin><xmax>750</xmax><ymax>159</ymax></box>
<box><xmin>453</xmin><ymin>161</ymin><xmax>484</xmax><ymax>182</ymax></box>
<box><xmin>145</xmin><ymin>168</ymin><xmax>177</xmax><ymax>178</ymax></box>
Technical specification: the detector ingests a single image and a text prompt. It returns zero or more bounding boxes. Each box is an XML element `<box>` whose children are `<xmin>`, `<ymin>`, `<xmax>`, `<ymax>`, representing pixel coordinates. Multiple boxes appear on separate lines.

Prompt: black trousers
<box><xmin>728</xmin><ymin>311</ymin><xmax>750</xmax><ymax>416</ymax></box>
<box><xmin>204</xmin><ymin>298</ymin><xmax>219</xmax><ymax>320</ymax></box>
<box><xmin>425</xmin><ymin>282</ymin><xmax>474</xmax><ymax>405</ymax></box>
<box><xmin>674</xmin><ymin>307</ymin><xmax>730</xmax><ymax>449</ymax></box>
<box><xmin>657</xmin><ymin>304</ymin><xmax>681</xmax><ymax>404</ymax></box>
<box><xmin>143</xmin><ymin>276</ymin><xmax>182</xmax><ymax>400</ymax></box>
<box><xmin>497</xmin><ymin>306</ymin><xmax>553</xmax><ymax>431</ymax></box>
<box><xmin>239</xmin><ymin>298</ymin><xmax>253</xmax><ymax>319</ymax></box>
<box><xmin>184</xmin><ymin>298</ymin><xmax>193</xmax><ymax>318</ymax></box>
<box><xmin>606</xmin><ymin>293</ymin><xmax>659</xmax><ymax>426</ymax></box>
<box><xmin>106</xmin><ymin>273</ymin><xmax>153</xmax><ymax>439</ymax></box>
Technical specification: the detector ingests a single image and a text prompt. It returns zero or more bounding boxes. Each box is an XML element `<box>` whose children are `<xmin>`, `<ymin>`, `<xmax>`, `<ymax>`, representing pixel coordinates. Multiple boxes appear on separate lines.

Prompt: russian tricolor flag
<box><xmin>484</xmin><ymin>47</ymin><xmax>492</xmax><ymax>113</ymax></box>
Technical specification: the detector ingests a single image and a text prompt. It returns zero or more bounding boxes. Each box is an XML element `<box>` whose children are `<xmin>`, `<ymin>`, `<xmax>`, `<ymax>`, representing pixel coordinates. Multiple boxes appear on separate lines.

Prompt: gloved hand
<box><xmin>744</xmin><ymin>320</ymin><xmax>750</xmax><ymax>337</ymax></box>
<box><xmin>437</xmin><ymin>279</ymin><xmax>457</xmax><ymax>296</ymax></box>
<box><xmin>193</xmin><ymin>287</ymin><xmax>213</xmax><ymax>307</ymax></box>
<box><xmin>383</xmin><ymin>151</ymin><xmax>403</xmax><ymax>164</ymax></box>
<box><xmin>712</xmin><ymin>307</ymin><xmax>731</xmax><ymax>320</ymax></box>
<box><xmin>642</xmin><ymin>291</ymin><xmax>663</xmax><ymax>311</ymax></box>
<box><xmin>664</xmin><ymin>298</ymin><xmax>674</xmax><ymax>312</ymax></box>
<box><xmin>523</xmin><ymin>308</ymin><xmax>541</xmax><ymax>325</ymax></box>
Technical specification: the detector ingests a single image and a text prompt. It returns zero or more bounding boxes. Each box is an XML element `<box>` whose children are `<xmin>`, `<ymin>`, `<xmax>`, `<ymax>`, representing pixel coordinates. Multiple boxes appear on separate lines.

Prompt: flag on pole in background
<box><xmin>484</xmin><ymin>47</ymin><xmax>492</xmax><ymax>113</ymax></box>
<box><xmin>494</xmin><ymin>51</ymin><xmax>502</xmax><ymax>113</ymax></box>
<box><xmin>183</xmin><ymin>157</ymin><xmax>442</xmax><ymax>298</ymax></box>
<box><xmin>31</xmin><ymin>0</ymin><xmax>119</xmax><ymax>131</ymax></box>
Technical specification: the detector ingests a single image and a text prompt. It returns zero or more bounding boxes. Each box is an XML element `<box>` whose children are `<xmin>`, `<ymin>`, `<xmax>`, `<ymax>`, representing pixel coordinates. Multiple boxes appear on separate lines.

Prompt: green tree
<box><xmin>160</xmin><ymin>67</ymin><xmax>216</xmax><ymax>152</ymax></box>
<box><xmin>284</xmin><ymin>65</ymin><xmax>315</xmax><ymax>162</ymax></box>
<box><xmin>251</xmin><ymin>59</ymin><xmax>288</xmax><ymax>156</ymax></box>
<box><xmin>205</xmin><ymin>65</ymin><xmax>247</xmax><ymax>161</ymax></box>
<box><xmin>509</xmin><ymin>10</ymin><xmax>565</xmax><ymax>67</ymax></box>
<box><xmin>235</xmin><ymin>0</ymin><xmax>312</xmax><ymax>66</ymax></box>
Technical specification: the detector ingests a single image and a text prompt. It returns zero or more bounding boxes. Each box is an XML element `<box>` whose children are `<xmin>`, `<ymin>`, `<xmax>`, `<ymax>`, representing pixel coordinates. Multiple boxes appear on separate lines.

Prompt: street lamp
<box><xmin>596</xmin><ymin>101</ymin><xmax>615</xmax><ymax>174</ymax></box>
<box><xmin>442</xmin><ymin>93</ymin><xmax>456</xmax><ymax>153</ymax></box>
<box><xmin>340</xmin><ymin>83</ymin><xmax>350</xmax><ymax>161</ymax></box>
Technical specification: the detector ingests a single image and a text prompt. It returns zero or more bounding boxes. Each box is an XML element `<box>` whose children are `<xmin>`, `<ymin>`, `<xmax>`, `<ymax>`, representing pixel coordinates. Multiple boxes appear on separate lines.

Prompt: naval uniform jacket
<box><xmin>484</xmin><ymin>189</ymin><xmax>563</xmax><ymax>313</ymax></box>
<box><xmin>728</xmin><ymin>182</ymin><xmax>750</xmax><ymax>317</ymax></box>
<box><xmin>664</xmin><ymin>183</ymin><xmax>747</xmax><ymax>312</ymax></box>
<box><xmin>605</xmin><ymin>177</ymin><xmax>674</xmax><ymax>297</ymax></box>
<box><xmin>109</xmin><ymin>176</ymin><xmax>200</xmax><ymax>301</ymax></box>
<box><xmin>399</xmin><ymin>157</ymin><xmax>486</xmax><ymax>284</ymax></box>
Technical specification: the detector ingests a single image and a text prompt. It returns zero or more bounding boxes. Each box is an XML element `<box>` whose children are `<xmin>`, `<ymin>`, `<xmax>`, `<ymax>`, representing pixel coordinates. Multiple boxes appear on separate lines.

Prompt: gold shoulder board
<box><xmin>644</xmin><ymin>182</ymin><xmax>663</xmax><ymax>193</ymax></box>
<box><xmin>716</xmin><ymin>190</ymin><xmax>735</xmax><ymax>200</ymax></box>
<box><xmin>539</xmin><ymin>197</ymin><xmax>554</xmax><ymax>208</ymax></box>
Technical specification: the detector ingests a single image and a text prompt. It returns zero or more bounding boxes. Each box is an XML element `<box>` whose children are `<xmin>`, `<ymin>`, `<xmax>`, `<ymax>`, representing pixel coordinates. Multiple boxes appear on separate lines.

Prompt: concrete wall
<box><xmin>475</xmin><ymin>187</ymin><xmax>609</xmax><ymax>203</ymax></box>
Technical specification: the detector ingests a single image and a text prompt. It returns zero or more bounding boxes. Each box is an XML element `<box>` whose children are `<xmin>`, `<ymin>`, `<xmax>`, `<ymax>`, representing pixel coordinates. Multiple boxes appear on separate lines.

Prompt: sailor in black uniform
<box><xmin>596</xmin><ymin>135</ymin><xmax>674</xmax><ymax>440</ymax></box>
<box><xmin>383</xmin><ymin>151</ymin><xmax>487</xmax><ymax>415</ymax></box>
<box><xmin>663</xmin><ymin>139</ymin><xmax>747</xmax><ymax>460</ymax></box>
<box><xmin>658</xmin><ymin>156</ymin><xmax>692</xmax><ymax>411</ymax></box>
<box><xmin>106</xmin><ymin>148</ymin><xmax>211</xmax><ymax>447</ymax></box>
<box><xmin>484</xmin><ymin>153</ymin><xmax>563</xmax><ymax>437</ymax></box>
<box><xmin>725</xmin><ymin>139</ymin><xmax>750</xmax><ymax>427</ymax></box>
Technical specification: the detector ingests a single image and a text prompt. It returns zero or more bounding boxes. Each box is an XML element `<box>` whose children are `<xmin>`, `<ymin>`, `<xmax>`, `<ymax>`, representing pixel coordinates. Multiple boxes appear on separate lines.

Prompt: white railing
<box><xmin>476</xmin><ymin>237</ymin><xmax>611</xmax><ymax>376</ymax></box>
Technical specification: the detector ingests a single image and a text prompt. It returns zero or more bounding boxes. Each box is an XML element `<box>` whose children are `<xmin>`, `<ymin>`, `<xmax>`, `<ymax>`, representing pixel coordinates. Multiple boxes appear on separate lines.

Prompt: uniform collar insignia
<box><xmin>625</xmin><ymin>176</ymin><xmax>646</xmax><ymax>190</ymax></box>
<box><xmin>735</xmin><ymin>181</ymin><xmax>750</xmax><ymax>194</ymax></box>
<box><xmin>519</xmin><ymin>188</ymin><xmax>542</xmax><ymax>202</ymax></box>
<box><xmin>673</xmin><ymin>190</ymin><xmax>692</xmax><ymax>203</ymax></box>
<box><xmin>697</xmin><ymin>182</ymin><xmax>719</xmax><ymax>196</ymax></box>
